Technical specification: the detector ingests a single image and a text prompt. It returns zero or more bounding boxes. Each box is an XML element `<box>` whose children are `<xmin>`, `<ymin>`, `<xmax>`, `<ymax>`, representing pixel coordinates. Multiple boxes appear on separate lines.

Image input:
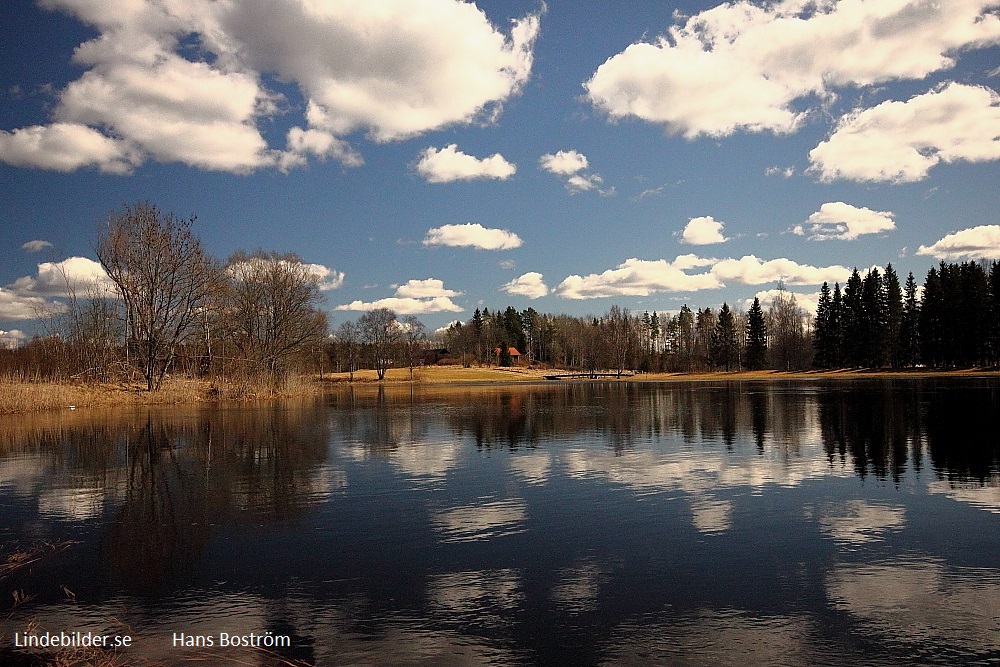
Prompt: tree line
<box><xmin>4</xmin><ymin>202</ymin><xmax>1000</xmax><ymax>386</ymax></box>
<box><xmin>418</xmin><ymin>260</ymin><xmax>1000</xmax><ymax>375</ymax></box>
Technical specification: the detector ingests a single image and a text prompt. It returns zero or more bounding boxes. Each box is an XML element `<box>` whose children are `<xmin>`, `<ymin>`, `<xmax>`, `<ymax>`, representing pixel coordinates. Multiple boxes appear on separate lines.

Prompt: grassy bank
<box><xmin>4</xmin><ymin>366</ymin><xmax>998</xmax><ymax>414</ymax></box>
<box><xmin>0</xmin><ymin>374</ymin><xmax>320</xmax><ymax>415</ymax></box>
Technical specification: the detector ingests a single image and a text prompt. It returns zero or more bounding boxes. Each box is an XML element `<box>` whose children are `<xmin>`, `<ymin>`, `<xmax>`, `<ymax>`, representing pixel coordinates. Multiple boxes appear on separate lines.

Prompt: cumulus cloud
<box><xmin>0</xmin><ymin>122</ymin><xmax>137</xmax><ymax>173</ymax></box>
<box><xmin>0</xmin><ymin>288</ymin><xmax>64</xmax><ymax>321</ymax></box>
<box><xmin>0</xmin><ymin>1</ymin><xmax>541</xmax><ymax>173</ymax></box>
<box><xmin>227</xmin><ymin>256</ymin><xmax>344</xmax><ymax>290</ymax></box>
<box><xmin>745</xmin><ymin>288</ymin><xmax>820</xmax><ymax>317</ymax></box>
<box><xmin>584</xmin><ymin>1</ymin><xmax>1000</xmax><ymax>139</ymax></box>
<box><xmin>415</xmin><ymin>144</ymin><xmax>516</xmax><ymax>183</ymax></box>
<box><xmin>9</xmin><ymin>256</ymin><xmax>114</xmax><ymax>297</ymax></box>
<box><xmin>539</xmin><ymin>149</ymin><xmax>607</xmax><ymax>194</ymax></box>
<box><xmin>335</xmin><ymin>279</ymin><xmax>463</xmax><ymax>314</ymax></box>
<box><xmin>22</xmin><ymin>240</ymin><xmax>53</xmax><ymax>253</ymax></box>
<box><xmin>501</xmin><ymin>272</ymin><xmax>548</xmax><ymax>299</ymax></box>
<box><xmin>554</xmin><ymin>254</ymin><xmax>848</xmax><ymax>300</ymax></box>
<box><xmin>916</xmin><ymin>225</ymin><xmax>1000</xmax><ymax>260</ymax></box>
<box><xmin>538</xmin><ymin>149</ymin><xmax>588</xmax><ymax>175</ymax></box>
<box><xmin>423</xmin><ymin>223</ymin><xmax>522</xmax><ymax>250</ymax></box>
<box><xmin>809</xmin><ymin>83</ymin><xmax>1000</xmax><ymax>182</ymax></box>
<box><xmin>793</xmin><ymin>202</ymin><xmax>896</xmax><ymax>241</ymax></box>
<box><xmin>303</xmin><ymin>263</ymin><xmax>345</xmax><ymax>291</ymax></box>
<box><xmin>680</xmin><ymin>216</ymin><xmax>728</xmax><ymax>245</ymax></box>
<box><xmin>711</xmin><ymin>255</ymin><xmax>850</xmax><ymax>286</ymax></box>
<box><xmin>555</xmin><ymin>257</ymin><xmax>721</xmax><ymax>299</ymax></box>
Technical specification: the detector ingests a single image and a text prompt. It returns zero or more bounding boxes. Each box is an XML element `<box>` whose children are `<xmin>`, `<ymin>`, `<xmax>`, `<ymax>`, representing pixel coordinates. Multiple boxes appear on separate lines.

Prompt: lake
<box><xmin>1</xmin><ymin>378</ymin><xmax>999</xmax><ymax>666</ymax></box>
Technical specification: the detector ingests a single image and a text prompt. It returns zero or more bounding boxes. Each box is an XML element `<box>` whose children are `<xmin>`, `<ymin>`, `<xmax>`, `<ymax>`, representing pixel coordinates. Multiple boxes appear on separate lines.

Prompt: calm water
<box><xmin>1</xmin><ymin>379</ymin><xmax>999</xmax><ymax>666</ymax></box>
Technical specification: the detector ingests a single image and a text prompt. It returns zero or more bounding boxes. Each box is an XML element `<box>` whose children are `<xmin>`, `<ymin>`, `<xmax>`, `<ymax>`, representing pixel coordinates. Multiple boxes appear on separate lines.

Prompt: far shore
<box><xmin>3</xmin><ymin>365</ymin><xmax>998</xmax><ymax>415</ymax></box>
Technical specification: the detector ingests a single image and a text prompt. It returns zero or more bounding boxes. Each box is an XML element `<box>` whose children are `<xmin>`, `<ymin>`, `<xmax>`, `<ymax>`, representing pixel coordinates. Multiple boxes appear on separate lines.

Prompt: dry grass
<box><xmin>0</xmin><ymin>374</ymin><xmax>327</xmax><ymax>415</ymax></box>
<box><xmin>1</xmin><ymin>541</ymin><xmax>79</xmax><ymax>581</ymax></box>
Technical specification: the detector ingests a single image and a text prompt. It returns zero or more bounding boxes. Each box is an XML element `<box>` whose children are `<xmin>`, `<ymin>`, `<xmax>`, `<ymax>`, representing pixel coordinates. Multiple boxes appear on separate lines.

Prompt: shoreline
<box><xmin>3</xmin><ymin>366</ymin><xmax>998</xmax><ymax>415</ymax></box>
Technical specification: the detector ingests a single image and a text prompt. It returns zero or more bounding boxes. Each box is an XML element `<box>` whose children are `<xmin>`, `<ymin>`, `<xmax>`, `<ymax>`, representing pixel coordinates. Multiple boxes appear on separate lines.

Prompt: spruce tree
<box><xmin>843</xmin><ymin>269</ymin><xmax>864</xmax><ymax>367</ymax></box>
<box><xmin>813</xmin><ymin>282</ymin><xmax>832</xmax><ymax>368</ymax></box>
<box><xmin>884</xmin><ymin>264</ymin><xmax>904</xmax><ymax>368</ymax></box>
<box><xmin>745</xmin><ymin>297</ymin><xmax>768</xmax><ymax>371</ymax></box>
<box><xmin>900</xmin><ymin>272</ymin><xmax>920</xmax><ymax>368</ymax></box>
<box><xmin>830</xmin><ymin>282</ymin><xmax>845</xmax><ymax>368</ymax></box>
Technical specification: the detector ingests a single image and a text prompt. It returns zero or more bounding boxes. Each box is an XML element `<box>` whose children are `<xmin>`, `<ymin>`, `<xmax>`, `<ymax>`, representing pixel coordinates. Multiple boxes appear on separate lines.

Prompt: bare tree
<box><xmin>400</xmin><ymin>315</ymin><xmax>426</xmax><ymax>381</ymax></box>
<box><xmin>95</xmin><ymin>203</ymin><xmax>216</xmax><ymax>391</ymax></box>
<box><xmin>767</xmin><ymin>283</ymin><xmax>811</xmax><ymax>371</ymax></box>
<box><xmin>337</xmin><ymin>321</ymin><xmax>360</xmax><ymax>382</ymax></box>
<box><xmin>223</xmin><ymin>250</ymin><xmax>327</xmax><ymax>381</ymax></box>
<box><xmin>358</xmin><ymin>308</ymin><xmax>399</xmax><ymax>380</ymax></box>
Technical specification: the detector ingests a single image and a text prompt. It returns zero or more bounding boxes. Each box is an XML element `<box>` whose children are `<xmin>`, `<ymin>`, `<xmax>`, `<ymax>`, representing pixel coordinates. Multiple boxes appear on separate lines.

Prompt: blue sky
<box><xmin>2</xmin><ymin>0</ymin><xmax>999</xmax><ymax>344</ymax></box>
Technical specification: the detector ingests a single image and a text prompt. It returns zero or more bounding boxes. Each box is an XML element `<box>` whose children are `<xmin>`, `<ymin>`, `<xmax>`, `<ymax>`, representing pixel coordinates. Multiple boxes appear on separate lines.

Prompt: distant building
<box><xmin>493</xmin><ymin>347</ymin><xmax>522</xmax><ymax>366</ymax></box>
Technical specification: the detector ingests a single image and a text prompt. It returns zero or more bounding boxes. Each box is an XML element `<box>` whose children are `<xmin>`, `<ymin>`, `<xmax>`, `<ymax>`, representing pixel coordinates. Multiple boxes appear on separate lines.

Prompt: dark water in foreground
<box><xmin>1</xmin><ymin>379</ymin><xmax>999</xmax><ymax>666</ymax></box>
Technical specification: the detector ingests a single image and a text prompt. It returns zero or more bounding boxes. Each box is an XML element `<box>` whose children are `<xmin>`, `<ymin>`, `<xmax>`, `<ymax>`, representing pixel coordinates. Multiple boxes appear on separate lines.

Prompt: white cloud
<box><xmin>0</xmin><ymin>123</ymin><xmax>137</xmax><ymax>174</ymax></box>
<box><xmin>0</xmin><ymin>1</ymin><xmax>542</xmax><ymax>173</ymax></box>
<box><xmin>765</xmin><ymin>166</ymin><xmax>795</xmax><ymax>178</ymax></box>
<box><xmin>745</xmin><ymin>288</ymin><xmax>820</xmax><ymax>317</ymax></box>
<box><xmin>554</xmin><ymin>253</ymin><xmax>847</xmax><ymax>300</ymax></box>
<box><xmin>9</xmin><ymin>256</ymin><xmax>114</xmax><ymax>297</ymax></box>
<box><xmin>796</xmin><ymin>202</ymin><xmax>896</xmax><ymax>241</ymax></box>
<box><xmin>303</xmin><ymin>262</ymin><xmax>345</xmax><ymax>291</ymax></box>
<box><xmin>584</xmin><ymin>1</ymin><xmax>1000</xmax><ymax>139</ymax></box>
<box><xmin>538</xmin><ymin>150</ymin><xmax>588</xmax><ymax>175</ymax></box>
<box><xmin>415</xmin><ymin>144</ymin><xmax>516</xmax><ymax>183</ymax></box>
<box><xmin>565</xmin><ymin>173</ymin><xmax>603</xmax><ymax>193</ymax></box>
<box><xmin>423</xmin><ymin>223</ymin><xmax>522</xmax><ymax>250</ymax></box>
<box><xmin>539</xmin><ymin>149</ymin><xmax>607</xmax><ymax>194</ymax></box>
<box><xmin>809</xmin><ymin>83</ymin><xmax>1000</xmax><ymax>182</ymax></box>
<box><xmin>916</xmin><ymin>225</ymin><xmax>1000</xmax><ymax>260</ymax></box>
<box><xmin>0</xmin><ymin>288</ymin><xmax>64</xmax><ymax>321</ymax></box>
<box><xmin>226</xmin><ymin>257</ymin><xmax>344</xmax><ymax>291</ymax></box>
<box><xmin>278</xmin><ymin>127</ymin><xmax>364</xmax><ymax>172</ymax></box>
<box><xmin>393</xmin><ymin>279</ymin><xmax>461</xmax><ymax>299</ymax></box>
<box><xmin>21</xmin><ymin>240</ymin><xmax>53</xmax><ymax>253</ymax></box>
<box><xmin>335</xmin><ymin>297</ymin><xmax>463</xmax><ymax>315</ymax></box>
<box><xmin>0</xmin><ymin>329</ymin><xmax>28</xmax><ymax>349</ymax></box>
<box><xmin>501</xmin><ymin>272</ymin><xmax>548</xmax><ymax>299</ymax></box>
<box><xmin>680</xmin><ymin>216</ymin><xmax>728</xmax><ymax>245</ymax></box>
<box><xmin>335</xmin><ymin>278</ymin><xmax>463</xmax><ymax>314</ymax></box>
<box><xmin>712</xmin><ymin>255</ymin><xmax>850</xmax><ymax>286</ymax></box>
<box><xmin>555</xmin><ymin>257</ymin><xmax>721</xmax><ymax>299</ymax></box>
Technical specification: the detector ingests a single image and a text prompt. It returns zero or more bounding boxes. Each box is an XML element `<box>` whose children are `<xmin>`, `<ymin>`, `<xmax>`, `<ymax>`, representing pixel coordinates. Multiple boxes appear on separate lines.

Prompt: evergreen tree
<box><xmin>830</xmin><ymin>282</ymin><xmax>845</xmax><ymax>368</ymax></box>
<box><xmin>990</xmin><ymin>262</ymin><xmax>1000</xmax><ymax>366</ymax></box>
<box><xmin>813</xmin><ymin>282</ymin><xmax>833</xmax><ymax>368</ymax></box>
<box><xmin>884</xmin><ymin>264</ymin><xmax>904</xmax><ymax>368</ymax></box>
<box><xmin>919</xmin><ymin>267</ymin><xmax>943</xmax><ymax>366</ymax></box>
<box><xmin>745</xmin><ymin>297</ymin><xmax>768</xmax><ymax>371</ymax></box>
<box><xmin>710</xmin><ymin>303</ymin><xmax>739</xmax><ymax>371</ymax></box>
<box><xmin>843</xmin><ymin>269</ymin><xmax>864</xmax><ymax>367</ymax></box>
<box><xmin>860</xmin><ymin>267</ymin><xmax>886</xmax><ymax>367</ymax></box>
<box><xmin>900</xmin><ymin>272</ymin><xmax>920</xmax><ymax>368</ymax></box>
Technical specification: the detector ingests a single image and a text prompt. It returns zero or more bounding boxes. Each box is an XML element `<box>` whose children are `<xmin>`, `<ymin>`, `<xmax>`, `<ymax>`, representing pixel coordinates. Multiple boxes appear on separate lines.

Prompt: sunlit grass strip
<box><xmin>0</xmin><ymin>374</ymin><xmax>328</xmax><ymax>414</ymax></box>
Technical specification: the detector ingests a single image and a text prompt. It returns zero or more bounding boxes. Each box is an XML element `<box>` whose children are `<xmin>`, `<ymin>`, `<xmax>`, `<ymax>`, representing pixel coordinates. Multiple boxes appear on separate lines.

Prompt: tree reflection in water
<box><xmin>91</xmin><ymin>403</ymin><xmax>331</xmax><ymax>594</ymax></box>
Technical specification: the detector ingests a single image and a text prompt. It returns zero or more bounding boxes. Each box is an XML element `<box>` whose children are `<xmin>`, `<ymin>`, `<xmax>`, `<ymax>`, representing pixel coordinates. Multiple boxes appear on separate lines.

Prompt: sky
<box><xmin>2</xmin><ymin>0</ymin><xmax>999</xmax><ymax>346</ymax></box>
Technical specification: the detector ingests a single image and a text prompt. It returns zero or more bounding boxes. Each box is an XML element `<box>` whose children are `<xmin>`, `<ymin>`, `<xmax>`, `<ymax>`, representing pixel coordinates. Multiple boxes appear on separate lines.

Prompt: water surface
<box><xmin>1</xmin><ymin>379</ymin><xmax>998</xmax><ymax>665</ymax></box>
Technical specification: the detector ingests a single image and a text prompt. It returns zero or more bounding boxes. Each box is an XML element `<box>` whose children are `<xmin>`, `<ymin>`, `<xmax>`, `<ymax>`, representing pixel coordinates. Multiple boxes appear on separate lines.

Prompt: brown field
<box><xmin>3</xmin><ymin>365</ymin><xmax>997</xmax><ymax>415</ymax></box>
